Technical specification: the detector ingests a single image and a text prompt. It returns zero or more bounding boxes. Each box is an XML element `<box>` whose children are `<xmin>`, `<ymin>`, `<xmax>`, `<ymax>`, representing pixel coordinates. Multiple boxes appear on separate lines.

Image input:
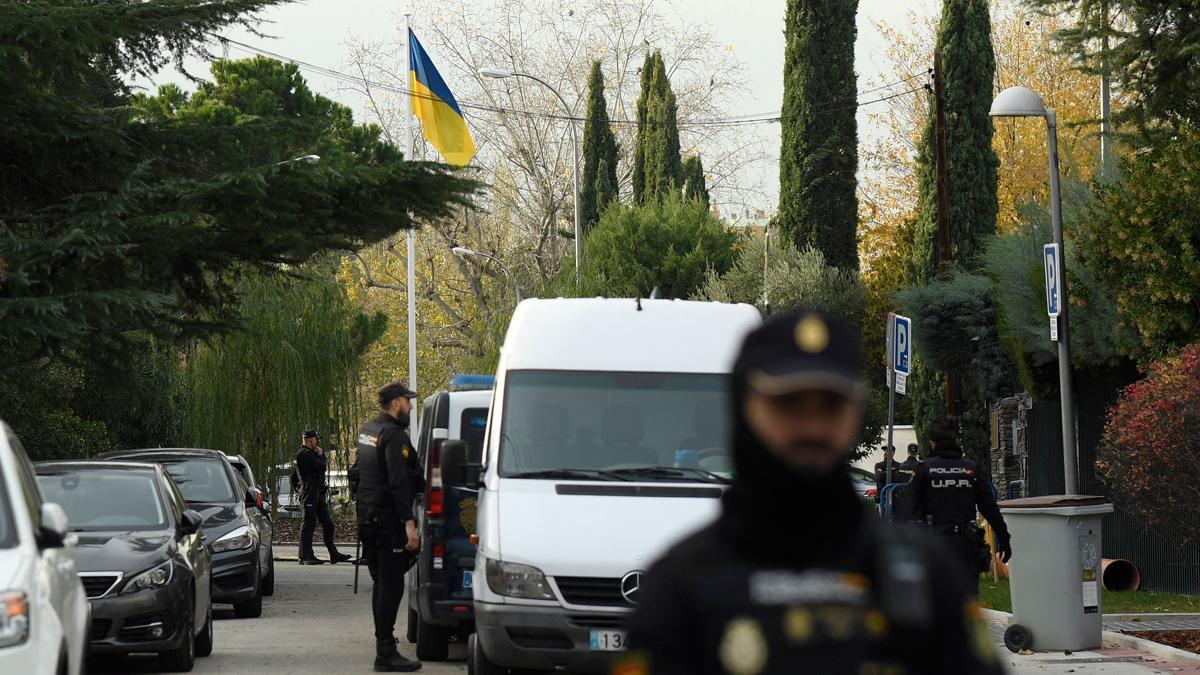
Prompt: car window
<box><xmin>161</xmin><ymin>473</ymin><xmax>186</xmax><ymax>522</ymax></box>
<box><xmin>460</xmin><ymin>407</ymin><xmax>489</xmax><ymax>463</ymax></box>
<box><xmin>158</xmin><ymin>458</ymin><xmax>236</xmax><ymax>503</ymax></box>
<box><xmin>0</xmin><ymin>465</ymin><xmax>16</xmax><ymax>548</ymax></box>
<box><xmin>8</xmin><ymin>434</ymin><xmax>43</xmax><ymax>526</ymax></box>
<box><xmin>37</xmin><ymin>469</ymin><xmax>167</xmax><ymax>530</ymax></box>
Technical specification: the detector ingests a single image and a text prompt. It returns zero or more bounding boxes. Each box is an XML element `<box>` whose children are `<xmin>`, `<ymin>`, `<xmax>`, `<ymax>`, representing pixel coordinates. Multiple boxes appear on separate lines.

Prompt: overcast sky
<box><xmin>141</xmin><ymin>0</ymin><xmax>939</xmax><ymax>212</ymax></box>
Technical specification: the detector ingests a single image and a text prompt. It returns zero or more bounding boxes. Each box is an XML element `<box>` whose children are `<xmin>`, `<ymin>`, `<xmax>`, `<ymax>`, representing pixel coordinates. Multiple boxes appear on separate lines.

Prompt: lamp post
<box><xmin>452</xmin><ymin>246</ymin><xmax>523</xmax><ymax>303</ymax></box>
<box><xmin>991</xmin><ymin>86</ymin><xmax>1078</xmax><ymax>495</ymax></box>
<box><xmin>479</xmin><ymin>67</ymin><xmax>580</xmax><ymax>285</ymax></box>
<box><xmin>276</xmin><ymin>154</ymin><xmax>321</xmax><ymax>165</ymax></box>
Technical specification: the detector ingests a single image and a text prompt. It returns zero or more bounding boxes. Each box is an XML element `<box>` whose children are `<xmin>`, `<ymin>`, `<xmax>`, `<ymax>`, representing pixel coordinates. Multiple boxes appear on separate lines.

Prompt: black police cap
<box><xmin>733</xmin><ymin>309</ymin><xmax>865</xmax><ymax>400</ymax></box>
<box><xmin>302</xmin><ymin>429</ymin><xmax>320</xmax><ymax>439</ymax></box>
<box><xmin>377</xmin><ymin>381</ymin><xmax>418</xmax><ymax>407</ymax></box>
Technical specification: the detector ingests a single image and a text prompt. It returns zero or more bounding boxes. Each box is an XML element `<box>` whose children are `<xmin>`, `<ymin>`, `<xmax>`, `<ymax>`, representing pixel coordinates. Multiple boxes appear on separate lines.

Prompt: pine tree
<box><xmin>580</xmin><ymin>60</ymin><xmax>619</xmax><ymax>231</ymax></box>
<box><xmin>777</xmin><ymin>0</ymin><xmax>860</xmax><ymax>269</ymax></box>
<box><xmin>682</xmin><ymin>155</ymin><xmax>710</xmax><ymax>207</ymax></box>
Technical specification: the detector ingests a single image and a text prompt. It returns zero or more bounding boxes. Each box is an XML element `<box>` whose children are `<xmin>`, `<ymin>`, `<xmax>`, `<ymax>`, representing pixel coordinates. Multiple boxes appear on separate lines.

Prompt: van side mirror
<box><xmin>180</xmin><ymin>509</ymin><xmax>203</xmax><ymax>536</ymax></box>
<box><xmin>37</xmin><ymin>503</ymin><xmax>70</xmax><ymax>549</ymax></box>
<box><xmin>441</xmin><ymin>440</ymin><xmax>478</xmax><ymax>488</ymax></box>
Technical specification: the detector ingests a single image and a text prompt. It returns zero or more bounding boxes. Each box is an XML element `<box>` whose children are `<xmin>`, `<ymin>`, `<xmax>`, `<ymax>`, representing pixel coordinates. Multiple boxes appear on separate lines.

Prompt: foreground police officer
<box><xmin>617</xmin><ymin>310</ymin><xmax>1004</xmax><ymax>675</ymax></box>
<box><xmin>296</xmin><ymin>430</ymin><xmax>352</xmax><ymax>565</ymax></box>
<box><xmin>356</xmin><ymin>382</ymin><xmax>422</xmax><ymax>672</ymax></box>
<box><xmin>910</xmin><ymin>418</ymin><xmax>1012</xmax><ymax>590</ymax></box>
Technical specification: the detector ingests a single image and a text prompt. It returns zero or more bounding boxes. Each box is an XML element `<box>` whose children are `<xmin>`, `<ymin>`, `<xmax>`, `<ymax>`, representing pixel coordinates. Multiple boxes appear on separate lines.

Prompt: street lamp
<box><xmin>276</xmin><ymin>154</ymin><xmax>321</xmax><ymax>165</ymax></box>
<box><xmin>452</xmin><ymin>246</ymin><xmax>523</xmax><ymax>302</ymax></box>
<box><xmin>991</xmin><ymin>86</ymin><xmax>1078</xmax><ymax>495</ymax></box>
<box><xmin>479</xmin><ymin>67</ymin><xmax>580</xmax><ymax>285</ymax></box>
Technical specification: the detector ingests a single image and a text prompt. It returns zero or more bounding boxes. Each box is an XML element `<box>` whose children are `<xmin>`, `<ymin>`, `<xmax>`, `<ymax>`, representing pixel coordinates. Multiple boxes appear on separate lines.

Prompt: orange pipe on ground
<box><xmin>1101</xmin><ymin>558</ymin><xmax>1141</xmax><ymax>592</ymax></box>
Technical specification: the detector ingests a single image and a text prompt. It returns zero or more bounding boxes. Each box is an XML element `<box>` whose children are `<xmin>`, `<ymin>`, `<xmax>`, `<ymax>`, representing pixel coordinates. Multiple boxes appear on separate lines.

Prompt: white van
<box><xmin>468</xmin><ymin>298</ymin><xmax>760</xmax><ymax>674</ymax></box>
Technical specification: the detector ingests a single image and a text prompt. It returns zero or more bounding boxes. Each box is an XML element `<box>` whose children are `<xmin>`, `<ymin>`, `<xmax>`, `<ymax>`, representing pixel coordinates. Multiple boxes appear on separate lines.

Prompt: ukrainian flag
<box><xmin>409</xmin><ymin>29</ymin><xmax>476</xmax><ymax>167</ymax></box>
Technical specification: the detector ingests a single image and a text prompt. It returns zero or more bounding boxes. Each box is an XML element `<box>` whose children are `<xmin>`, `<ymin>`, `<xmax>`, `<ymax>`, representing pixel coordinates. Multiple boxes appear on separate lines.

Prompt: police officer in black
<box><xmin>616</xmin><ymin>310</ymin><xmax>1004</xmax><ymax>675</ymax></box>
<box><xmin>296</xmin><ymin>430</ymin><xmax>352</xmax><ymax>565</ymax></box>
<box><xmin>901</xmin><ymin>443</ymin><xmax>922</xmax><ymax>473</ymax></box>
<box><xmin>909</xmin><ymin>418</ymin><xmax>1012</xmax><ymax>591</ymax></box>
<box><xmin>355</xmin><ymin>382</ymin><xmax>423</xmax><ymax>672</ymax></box>
<box><xmin>873</xmin><ymin>445</ymin><xmax>916</xmax><ymax>503</ymax></box>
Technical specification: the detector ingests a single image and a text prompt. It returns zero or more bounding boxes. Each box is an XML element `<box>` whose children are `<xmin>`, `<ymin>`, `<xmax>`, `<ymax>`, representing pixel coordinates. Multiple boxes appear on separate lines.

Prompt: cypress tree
<box><xmin>681</xmin><ymin>154</ymin><xmax>709</xmax><ymax>207</ymax></box>
<box><xmin>777</xmin><ymin>0</ymin><xmax>860</xmax><ymax>269</ymax></box>
<box><xmin>636</xmin><ymin>52</ymin><xmax>683</xmax><ymax>204</ymax></box>
<box><xmin>631</xmin><ymin>51</ymin><xmax>656</xmax><ymax>203</ymax></box>
<box><xmin>580</xmin><ymin>60</ymin><xmax>619</xmax><ymax>231</ymax></box>
<box><xmin>910</xmin><ymin>0</ymin><xmax>1000</xmax><ymax>281</ymax></box>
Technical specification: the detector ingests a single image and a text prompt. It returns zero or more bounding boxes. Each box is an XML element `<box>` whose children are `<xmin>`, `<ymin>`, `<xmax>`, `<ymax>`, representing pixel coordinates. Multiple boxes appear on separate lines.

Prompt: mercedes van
<box><xmin>465</xmin><ymin>299</ymin><xmax>760</xmax><ymax>674</ymax></box>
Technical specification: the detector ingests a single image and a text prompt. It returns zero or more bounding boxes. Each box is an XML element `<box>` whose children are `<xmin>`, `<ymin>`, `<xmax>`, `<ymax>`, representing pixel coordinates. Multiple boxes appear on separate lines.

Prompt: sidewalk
<box><xmin>984</xmin><ymin>609</ymin><xmax>1200</xmax><ymax>674</ymax></box>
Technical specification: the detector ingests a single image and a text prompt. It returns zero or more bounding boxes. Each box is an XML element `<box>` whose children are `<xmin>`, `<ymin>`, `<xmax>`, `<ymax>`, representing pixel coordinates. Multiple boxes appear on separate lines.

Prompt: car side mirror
<box><xmin>180</xmin><ymin>509</ymin><xmax>203</xmax><ymax>536</ymax></box>
<box><xmin>38</xmin><ymin>503</ymin><xmax>70</xmax><ymax>549</ymax></box>
<box><xmin>244</xmin><ymin>488</ymin><xmax>259</xmax><ymax>509</ymax></box>
<box><xmin>441</xmin><ymin>440</ymin><xmax>479</xmax><ymax>488</ymax></box>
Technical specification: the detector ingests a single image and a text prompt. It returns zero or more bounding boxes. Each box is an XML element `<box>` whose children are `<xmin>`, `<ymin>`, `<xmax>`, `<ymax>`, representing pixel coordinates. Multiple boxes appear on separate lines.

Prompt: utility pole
<box><xmin>1099</xmin><ymin>1</ymin><xmax>1114</xmax><ymax>180</ymax></box>
<box><xmin>933</xmin><ymin>50</ymin><xmax>957</xmax><ymax>418</ymax></box>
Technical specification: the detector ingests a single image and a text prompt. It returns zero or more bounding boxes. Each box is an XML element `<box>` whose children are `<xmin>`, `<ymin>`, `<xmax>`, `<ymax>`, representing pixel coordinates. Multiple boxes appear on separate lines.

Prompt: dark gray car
<box><xmin>224</xmin><ymin>454</ymin><xmax>275</xmax><ymax>596</ymax></box>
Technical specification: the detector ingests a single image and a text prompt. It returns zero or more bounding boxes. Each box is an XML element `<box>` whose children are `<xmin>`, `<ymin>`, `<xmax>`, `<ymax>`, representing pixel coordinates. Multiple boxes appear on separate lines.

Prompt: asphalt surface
<box><xmin>88</xmin><ymin>560</ymin><xmax>468</xmax><ymax>674</ymax></box>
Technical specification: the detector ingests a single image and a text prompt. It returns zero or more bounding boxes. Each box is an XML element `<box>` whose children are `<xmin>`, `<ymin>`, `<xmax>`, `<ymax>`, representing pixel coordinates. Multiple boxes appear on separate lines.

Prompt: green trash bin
<box><xmin>998</xmin><ymin>495</ymin><xmax>1114</xmax><ymax>653</ymax></box>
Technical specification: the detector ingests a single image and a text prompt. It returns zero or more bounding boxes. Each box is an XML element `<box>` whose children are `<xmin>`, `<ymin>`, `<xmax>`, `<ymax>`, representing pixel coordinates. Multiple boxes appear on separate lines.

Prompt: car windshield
<box><xmin>37</xmin><ymin>469</ymin><xmax>166</xmax><ymax>531</ymax></box>
<box><xmin>499</xmin><ymin>370</ymin><xmax>731</xmax><ymax>480</ymax></box>
<box><xmin>158</xmin><ymin>458</ymin><xmax>236</xmax><ymax>503</ymax></box>
<box><xmin>0</xmin><ymin>469</ymin><xmax>15</xmax><ymax>548</ymax></box>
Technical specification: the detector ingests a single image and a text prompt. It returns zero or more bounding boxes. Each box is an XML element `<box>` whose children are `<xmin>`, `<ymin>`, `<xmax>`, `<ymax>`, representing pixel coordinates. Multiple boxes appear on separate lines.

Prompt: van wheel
<box><xmin>416</xmin><ymin>615</ymin><xmax>451</xmax><ymax>661</ymax></box>
<box><xmin>406</xmin><ymin>607</ymin><xmax>418</xmax><ymax>644</ymax></box>
<box><xmin>195</xmin><ymin>602</ymin><xmax>214</xmax><ymax>657</ymax></box>
<box><xmin>469</xmin><ymin>633</ymin><xmax>508</xmax><ymax>675</ymax></box>
<box><xmin>262</xmin><ymin>556</ymin><xmax>275</xmax><ymax>597</ymax></box>
<box><xmin>157</xmin><ymin>607</ymin><xmax>195</xmax><ymax>672</ymax></box>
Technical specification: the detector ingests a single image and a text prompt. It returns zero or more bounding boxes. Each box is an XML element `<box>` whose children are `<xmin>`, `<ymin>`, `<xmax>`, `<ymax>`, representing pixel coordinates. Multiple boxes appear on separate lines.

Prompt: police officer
<box><xmin>296</xmin><ymin>430</ymin><xmax>352</xmax><ymax>565</ymax></box>
<box><xmin>873</xmin><ymin>445</ymin><xmax>916</xmax><ymax>501</ymax></box>
<box><xmin>910</xmin><ymin>418</ymin><xmax>1012</xmax><ymax>590</ymax></box>
<box><xmin>617</xmin><ymin>310</ymin><xmax>1004</xmax><ymax>675</ymax></box>
<box><xmin>355</xmin><ymin>382</ymin><xmax>423</xmax><ymax>672</ymax></box>
<box><xmin>901</xmin><ymin>443</ymin><xmax>922</xmax><ymax>473</ymax></box>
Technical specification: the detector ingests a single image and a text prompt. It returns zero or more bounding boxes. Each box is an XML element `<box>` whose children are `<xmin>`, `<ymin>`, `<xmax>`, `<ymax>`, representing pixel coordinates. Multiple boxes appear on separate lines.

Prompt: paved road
<box><xmin>88</xmin><ymin>560</ymin><xmax>468</xmax><ymax>674</ymax></box>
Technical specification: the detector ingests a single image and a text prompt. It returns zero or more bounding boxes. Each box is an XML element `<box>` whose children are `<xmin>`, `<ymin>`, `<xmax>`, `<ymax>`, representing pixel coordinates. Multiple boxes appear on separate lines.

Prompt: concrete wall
<box><xmin>854</xmin><ymin>425</ymin><xmax>918</xmax><ymax>472</ymax></box>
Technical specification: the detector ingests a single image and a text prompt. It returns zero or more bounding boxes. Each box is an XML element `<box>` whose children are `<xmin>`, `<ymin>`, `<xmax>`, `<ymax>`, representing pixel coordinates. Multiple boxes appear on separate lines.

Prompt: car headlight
<box><xmin>485</xmin><ymin>559</ymin><xmax>555</xmax><ymax>601</ymax></box>
<box><xmin>0</xmin><ymin>591</ymin><xmax>30</xmax><ymax>648</ymax></box>
<box><xmin>210</xmin><ymin>526</ymin><xmax>255</xmax><ymax>554</ymax></box>
<box><xmin>124</xmin><ymin>561</ymin><xmax>173</xmax><ymax>593</ymax></box>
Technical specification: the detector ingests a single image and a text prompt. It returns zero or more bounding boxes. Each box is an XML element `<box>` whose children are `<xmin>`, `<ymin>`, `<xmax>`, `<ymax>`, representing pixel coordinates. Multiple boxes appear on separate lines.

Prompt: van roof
<box><xmin>502</xmin><ymin>298</ymin><xmax>760</xmax><ymax>373</ymax></box>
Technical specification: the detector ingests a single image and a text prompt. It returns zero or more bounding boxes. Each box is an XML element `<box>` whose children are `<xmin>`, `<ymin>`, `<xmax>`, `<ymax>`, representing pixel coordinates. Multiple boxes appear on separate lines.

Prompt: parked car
<box><xmin>849</xmin><ymin>465</ymin><xmax>877</xmax><ymax>502</ymax></box>
<box><xmin>36</xmin><ymin>461</ymin><xmax>213</xmax><ymax>671</ymax></box>
<box><xmin>469</xmin><ymin>298</ymin><xmax>760</xmax><ymax>675</ymax></box>
<box><xmin>405</xmin><ymin>375</ymin><xmax>493</xmax><ymax>661</ymax></box>
<box><xmin>223</xmin><ymin>455</ymin><xmax>274</xmax><ymax>596</ymax></box>
<box><xmin>0</xmin><ymin>422</ymin><xmax>89</xmax><ymax>675</ymax></box>
<box><xmin>100</xmin><ymin>449</ymin><xmax>267</xmax><ymax>618</ymax></box>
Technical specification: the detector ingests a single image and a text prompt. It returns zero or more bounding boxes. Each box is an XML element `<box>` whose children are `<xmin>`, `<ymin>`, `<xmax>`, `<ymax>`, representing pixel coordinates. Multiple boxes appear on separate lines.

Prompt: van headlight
<box><xmin>124</xmin><ymin>561</ymin><xmax>173</xmax><ymax>593</ymax></box>
<box><xmin>211</xmin><ymin>526</ymin><xmax>255</xmax><ymax>553</ymax></box>
<box><xmin>0</xmin><ymin>591</ymin><xmax>30</xmax><ymax>648</ymax></box>
<box><xmin>485</xmin><ymin>559</ymin><xmax>555</xmax><ymax>600</ymax></box>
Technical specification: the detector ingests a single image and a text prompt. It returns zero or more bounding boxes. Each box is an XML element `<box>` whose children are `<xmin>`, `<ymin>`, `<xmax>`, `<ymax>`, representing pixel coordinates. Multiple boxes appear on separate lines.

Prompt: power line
<box><xmin>216</xmin><ymin>36</ymin><xmax>925</xmax><ymax>128</ymax></box>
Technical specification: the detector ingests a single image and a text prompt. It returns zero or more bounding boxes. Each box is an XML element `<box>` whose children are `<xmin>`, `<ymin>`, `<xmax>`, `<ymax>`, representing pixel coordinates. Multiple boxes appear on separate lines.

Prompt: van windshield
<box><xmin>499</xmin><ymin>370</ymin><xmax>732</xmax><ymax>481</ymax></box>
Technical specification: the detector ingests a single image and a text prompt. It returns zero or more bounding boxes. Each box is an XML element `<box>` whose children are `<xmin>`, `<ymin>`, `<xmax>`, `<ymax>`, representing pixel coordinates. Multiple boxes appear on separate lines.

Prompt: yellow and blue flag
<box><xmin>409</xmin><ymin>29</ymin><xmax>476</xmax><ymax>167</ymax></box>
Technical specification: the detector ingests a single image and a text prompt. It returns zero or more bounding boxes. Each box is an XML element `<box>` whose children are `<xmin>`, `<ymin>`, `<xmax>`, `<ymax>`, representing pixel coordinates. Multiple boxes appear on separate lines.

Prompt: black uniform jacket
<box><xmin>909</xmin><ymin>443</ymin><xmax>1010</xmax><ymax>542</ymax></box>
<box><xmin>355</xmin><ymin>413</ymin><xmax>421</xmax><ymax>523</ymax></box>
<box><xmin>295</xmin><ymin>446</ymin><xmax>326</xmax><ymax>503</ymax></box>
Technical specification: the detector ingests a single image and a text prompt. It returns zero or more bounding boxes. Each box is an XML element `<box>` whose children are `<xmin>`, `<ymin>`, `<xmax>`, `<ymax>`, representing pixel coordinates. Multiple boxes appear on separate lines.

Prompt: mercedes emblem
<box><xmin>620</xmin><ymin>571</ymin><xmax>644</xmax><ymax>605</ymax></box>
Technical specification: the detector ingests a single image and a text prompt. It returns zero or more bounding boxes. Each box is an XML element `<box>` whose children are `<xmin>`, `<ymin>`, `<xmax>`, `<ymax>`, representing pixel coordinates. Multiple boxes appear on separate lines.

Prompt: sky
<box><xmin>139</xmin><ymin>0</ymin><xmax>939</xmax><ymax>214</ymax></box>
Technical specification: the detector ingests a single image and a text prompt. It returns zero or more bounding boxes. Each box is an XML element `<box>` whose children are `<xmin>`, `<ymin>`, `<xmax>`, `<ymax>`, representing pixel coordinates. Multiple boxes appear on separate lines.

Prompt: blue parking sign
<box><xmin>893</xmin><ymin>314</ymin><xmax>911</xmax><ymax>376</ymax></box>
<box><xmin>1044</xmin><ymin>243</ymin><xmax>1062</xmax><ymax>318</ymax></box>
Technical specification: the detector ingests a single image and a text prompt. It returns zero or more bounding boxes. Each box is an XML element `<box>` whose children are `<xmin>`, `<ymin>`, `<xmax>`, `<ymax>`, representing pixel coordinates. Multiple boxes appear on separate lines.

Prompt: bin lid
<box><xmin>999</xmin><ymin>495</ymin><xmax>1108</xmax><ymax>508</ymax></box>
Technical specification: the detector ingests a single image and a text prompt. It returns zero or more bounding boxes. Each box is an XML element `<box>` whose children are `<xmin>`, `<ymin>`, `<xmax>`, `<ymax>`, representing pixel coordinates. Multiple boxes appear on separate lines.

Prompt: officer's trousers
<box><xmin>300</xmin><ymin>498</ymin><xmax>338</xmax><ymax>559</ymax></box>
<box><xmin>359</xmin><ymin>511</ymin><xmax>409</xmax><ymax>651</ymax></box>
<box><xmin>933</xmin><ymin>523</ymin><xmax>986</xmax><ymax>594</ymax></box>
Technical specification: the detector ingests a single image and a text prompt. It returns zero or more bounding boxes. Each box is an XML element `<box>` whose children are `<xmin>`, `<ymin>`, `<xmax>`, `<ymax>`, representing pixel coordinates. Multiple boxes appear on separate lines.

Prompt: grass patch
<box><xmin>978</xmin><ymin>577</ymin><xmax>1200</xmax><ymax>614</ymax></box>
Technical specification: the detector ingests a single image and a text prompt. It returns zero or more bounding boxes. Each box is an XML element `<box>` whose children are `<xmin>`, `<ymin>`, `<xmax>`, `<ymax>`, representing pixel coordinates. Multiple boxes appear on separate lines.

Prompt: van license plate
<box><xmin>590</xmin><ymin>630</ymin><xmax>628</xmax><ymax>651</ymax></box>
<box><xmin>463</xmin><ymin>571</ymin><xmax>473</xmax><ymax>589</ymax></box>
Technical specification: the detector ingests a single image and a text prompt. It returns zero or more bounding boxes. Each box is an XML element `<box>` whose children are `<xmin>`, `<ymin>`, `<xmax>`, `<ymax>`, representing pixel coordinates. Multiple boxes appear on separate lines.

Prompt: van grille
<box><xmin>554</xmin><ymin>577</ymin><xmax>627</xmax><ymax>607</ymax></box>
<box><xmin>567</xmin><ymin>614</ymin><xmax>628</xmax><ymax>629</ymax></box>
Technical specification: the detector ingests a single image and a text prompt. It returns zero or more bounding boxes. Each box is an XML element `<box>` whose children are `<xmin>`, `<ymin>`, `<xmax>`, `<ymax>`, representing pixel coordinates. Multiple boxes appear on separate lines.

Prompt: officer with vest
<box><xmin>355</xmin><ymin>381</ymin><xmax>422</xmax><ymax>672</ymax></box>
<box><xmin>615</xmin><ymin>310</ymin><xmax>1003</xmax><ymax>675</ymax></box>
<box><xmin>296</xmin><ymin>430</ymin><xmax>352</xmax><ymax>565</ymax></box>
<box><xmin>909</xmin><ymin>418</ymin><xmax>1012</xmax><ymax>591</ymax></box>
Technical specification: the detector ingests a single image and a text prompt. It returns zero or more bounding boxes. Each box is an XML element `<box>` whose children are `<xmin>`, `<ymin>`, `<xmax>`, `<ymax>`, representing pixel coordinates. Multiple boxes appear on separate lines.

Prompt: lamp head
<box><xmin>479</xmin><ymin>67</ymin><xmax>515</xmax><ymax>80</ymax></box>
<box><xmin>990</xmin><ymin>86</ymin><xmax>1047</xmax><ymax>118</ymax></box>
<box><xmin>451</xmin><ymin>246</ymin><xmax>477</xmax><ymax>258</ymax></box>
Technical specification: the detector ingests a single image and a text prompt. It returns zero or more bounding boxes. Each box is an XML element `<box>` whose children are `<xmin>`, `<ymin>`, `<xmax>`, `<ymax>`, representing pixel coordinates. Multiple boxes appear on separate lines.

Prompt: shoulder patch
<box><xmin>719</xmin><ymin>616</ymin><xmax>768</xmax><ymax>675</ymax></box>
<box><xmin>358</xmin><ymin>433</ymin><xmax>378</xmax><ymax>447</ymax></box>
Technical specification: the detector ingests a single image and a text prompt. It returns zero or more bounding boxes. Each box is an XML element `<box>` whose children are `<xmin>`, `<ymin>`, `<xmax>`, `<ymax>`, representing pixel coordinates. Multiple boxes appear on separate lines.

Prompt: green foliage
<box><xmin>1026</xmin><ymin>0</ymin><xmax>1200</xmax><ymax>134</ymax></box>
<box><xmin>697</xmin><ymin>233</ymin><xmax>884</xmax><ymax>456</ymax></box>
<box><xmin>778</xmin><ymin>0</ymin><xmax>860</xmax><ymax>269</ymax></box>
<box><xmin>576</xmin><ymin>195</ymin><xmax>736</xmax><ymax>299</ymax></box>
<box><xmin>185</xmin><ymin>266</ymin><xmax>386</xmax><ymax>487</ymax></box>
<box><xmin>910</xmin><ymin>0</ymin><xmax>1000</xmax><ymax>281</ymax></box>
<box><xmin>1078</xmin><ymin>125</ymin><xmax>1200</xmax><ymax>362</ymax></box>
<box><xmin>681</xmin><ymin>155</ymin><xmax>710</xmax><ymax>208</ymax></box>
<box><xmin>984</xmin><ymin>182</ymin><xmax>1136</xmax><ymax>394</ymax></box>
<box><xmin>631</xmin><ymin>51</ymin><xmax>682</xmax><ymax>204</ymax></box>
<box><xmin>580</xmin><ymin>61</ymin><xmax>620</xmax><ymax>232</ymax></box>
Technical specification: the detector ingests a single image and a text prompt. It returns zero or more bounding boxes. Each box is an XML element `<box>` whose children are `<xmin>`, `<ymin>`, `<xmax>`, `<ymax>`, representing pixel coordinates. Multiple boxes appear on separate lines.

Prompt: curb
<box><xmin>982</xmin><ymin>608</ymin><xmax>1200</xmax><ymax>664</ymax></box>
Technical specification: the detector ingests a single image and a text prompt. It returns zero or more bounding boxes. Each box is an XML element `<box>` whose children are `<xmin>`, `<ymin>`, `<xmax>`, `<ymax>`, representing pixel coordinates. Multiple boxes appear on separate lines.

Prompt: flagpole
<box><xmin>403</xmin><ymin>12</ymin><xmax>418</xmax><ymax>410</ymax></box>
